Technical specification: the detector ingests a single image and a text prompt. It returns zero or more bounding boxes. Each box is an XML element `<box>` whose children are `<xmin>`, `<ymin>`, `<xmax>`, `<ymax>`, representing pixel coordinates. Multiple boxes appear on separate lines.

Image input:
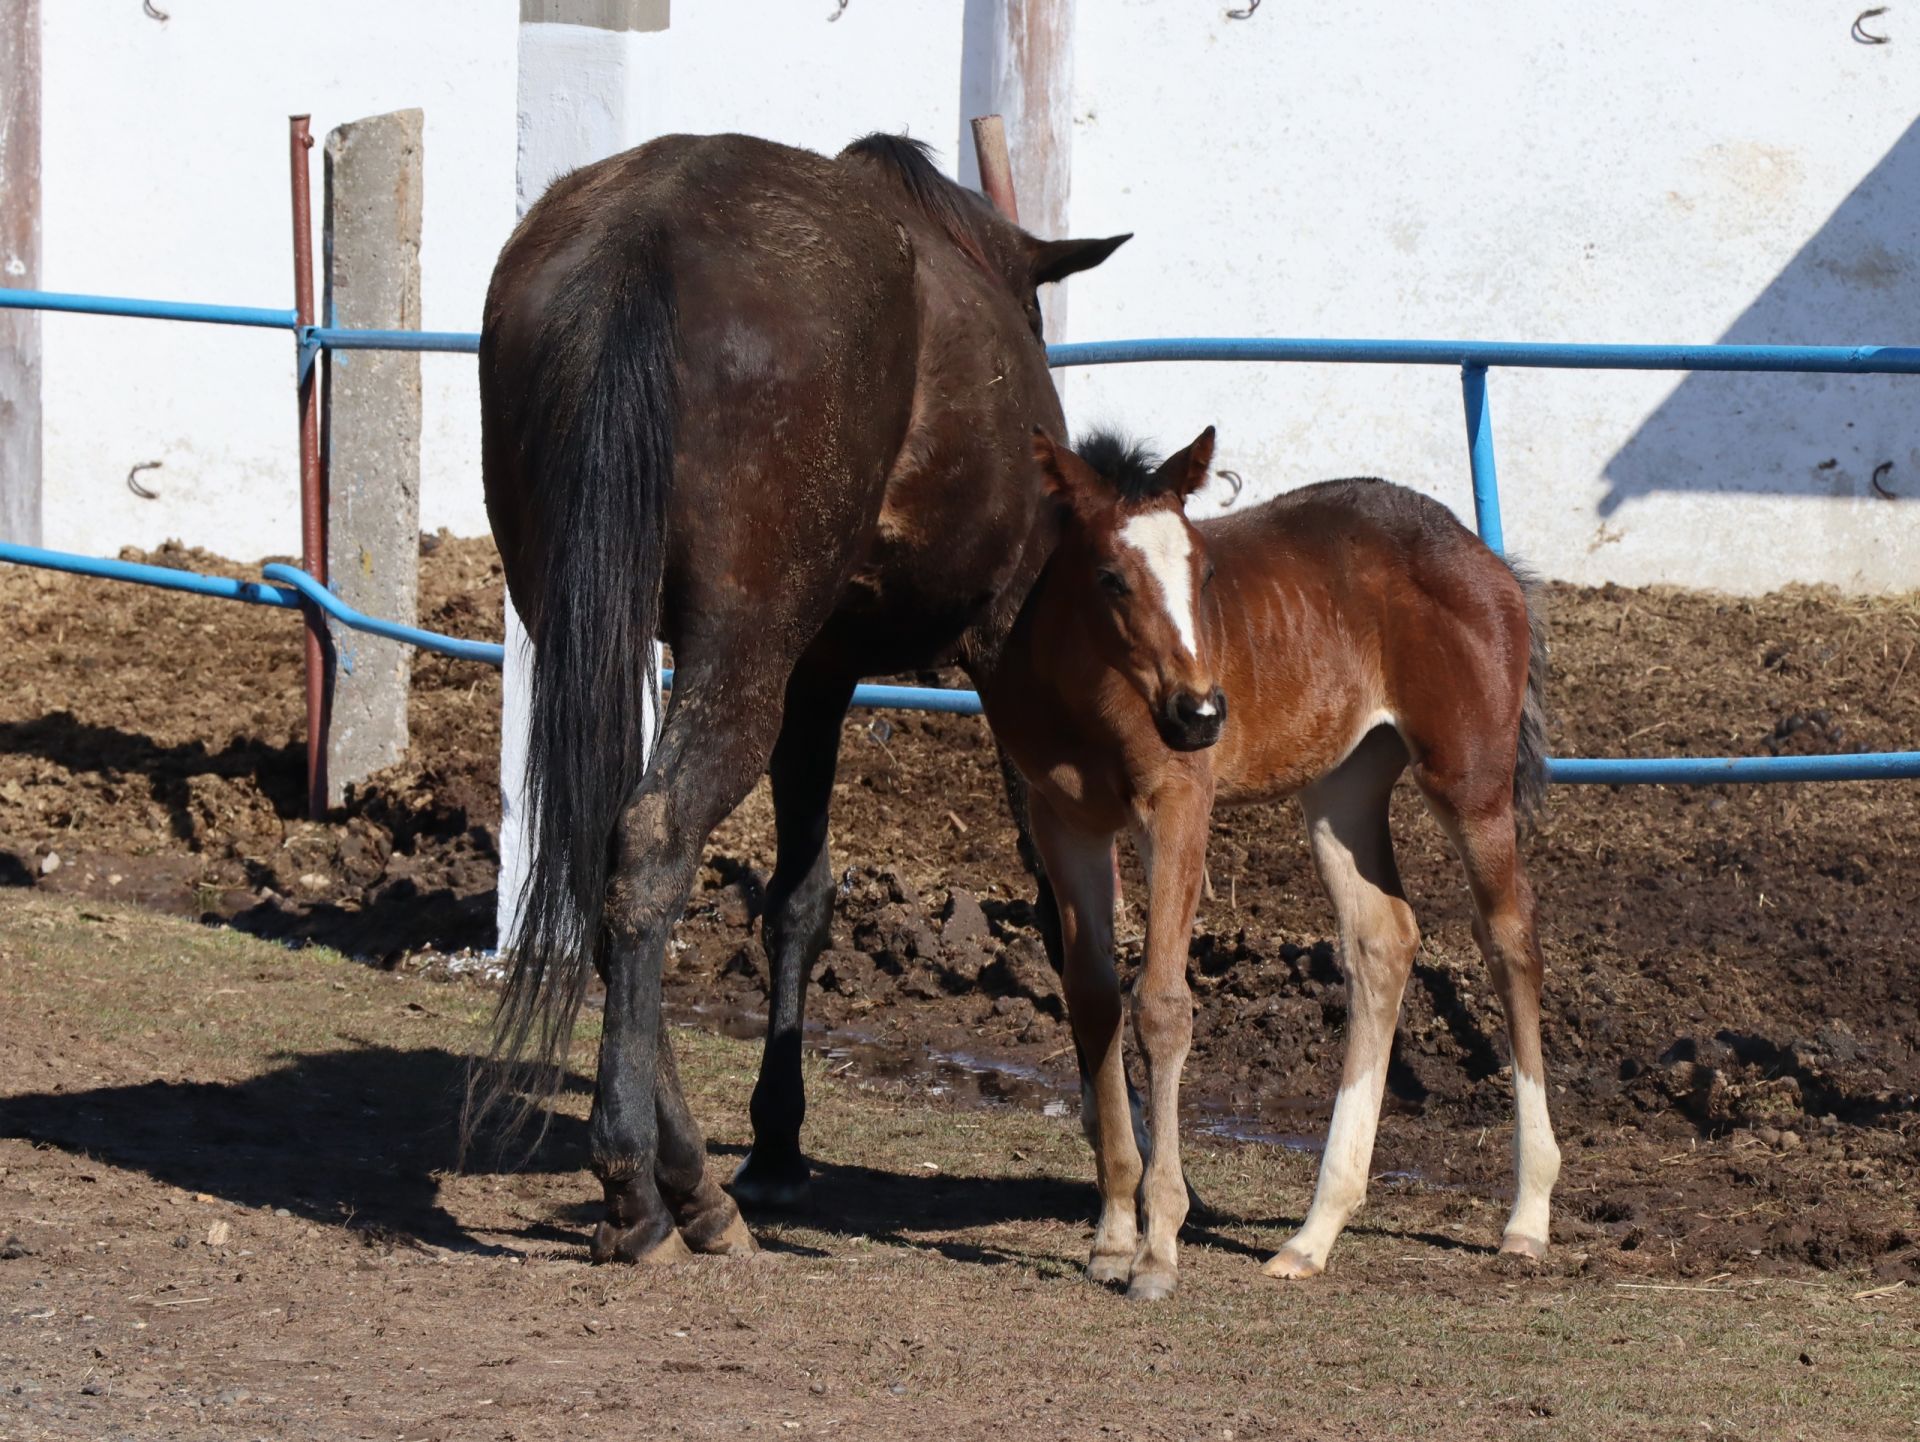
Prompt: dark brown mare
<box><xmin>981</xmin><ymin>428</ymin><xmax>1554</xmax><ymax>1299</ymax></box>
<box><xmin>475</xmin><ymin>133</ymin><xmax>1127</xmax><ymax>1262</ymax></box>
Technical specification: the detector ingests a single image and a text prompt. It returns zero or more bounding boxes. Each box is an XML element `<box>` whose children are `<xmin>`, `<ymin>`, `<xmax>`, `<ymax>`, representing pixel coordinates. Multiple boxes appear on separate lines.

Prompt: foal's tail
<box><xmin>465</xmin><ymin>226</ymin><xmax>680</xmax><ymax>1158</ymax></box>
<box><xmin>1504</xmin><ymin>558</ymin><xmax>1551</xmax><ymax>835</ymax></box>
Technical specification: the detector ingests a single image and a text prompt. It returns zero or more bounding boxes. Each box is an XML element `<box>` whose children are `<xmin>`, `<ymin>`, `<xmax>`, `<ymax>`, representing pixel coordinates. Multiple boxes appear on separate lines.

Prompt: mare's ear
<box><xmin>1157</xmin><ymin>425</ymin><xmax>1217</xmax><ymax>499</ymax></box>
<box><xmin>1031</xmin><ymin>427</ymin><xmax>1081</xmax><ymax>499</ymax></box>
<box><xmin>1030</xmin><ymin>233</ymin><xmax>1132</xmax><ymax>286</ymax></box>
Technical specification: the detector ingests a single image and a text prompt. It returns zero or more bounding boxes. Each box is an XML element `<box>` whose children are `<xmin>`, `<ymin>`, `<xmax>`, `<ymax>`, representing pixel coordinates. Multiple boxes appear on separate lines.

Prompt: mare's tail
<box><xmin>465</xmin><ymin>226</ymin><xmax>680</xmax><ymax>1157</ymax></box>
<box><xmin>1503</xmin><ymin>558</ymin><xmax>1551</xmax><ymax>834</ymax></box>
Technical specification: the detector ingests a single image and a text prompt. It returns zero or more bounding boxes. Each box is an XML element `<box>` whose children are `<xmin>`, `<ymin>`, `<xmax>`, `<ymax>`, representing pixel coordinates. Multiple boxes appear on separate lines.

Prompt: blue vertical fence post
<box><xmin>1460</xmin><ymin>362</ymin><xmax>1505</xmax><ymax>554</ymax></box>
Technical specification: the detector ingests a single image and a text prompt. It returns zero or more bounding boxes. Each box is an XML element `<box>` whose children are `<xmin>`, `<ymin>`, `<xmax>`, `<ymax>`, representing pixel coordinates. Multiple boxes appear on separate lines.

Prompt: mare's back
<box><xmin>489</xmin><ymin>133</ymin><xmax>912</xmax><ymax>355</ymax></box>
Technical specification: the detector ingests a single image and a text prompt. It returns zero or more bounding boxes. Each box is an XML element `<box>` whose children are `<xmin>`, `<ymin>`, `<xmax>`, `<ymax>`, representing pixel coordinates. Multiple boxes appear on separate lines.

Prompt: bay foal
<box><xmin>980</xmin><ymin>429</ymin><xmax>1555</xmax><ymax>1299</ymax></box>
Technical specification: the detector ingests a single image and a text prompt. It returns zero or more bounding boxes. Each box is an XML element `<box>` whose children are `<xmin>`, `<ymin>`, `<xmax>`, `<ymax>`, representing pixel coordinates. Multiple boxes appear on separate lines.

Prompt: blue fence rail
<box><xmin>4</xmin><ymin>284</ymin><xmax>1919</xmax><ymax>784</ymax></box>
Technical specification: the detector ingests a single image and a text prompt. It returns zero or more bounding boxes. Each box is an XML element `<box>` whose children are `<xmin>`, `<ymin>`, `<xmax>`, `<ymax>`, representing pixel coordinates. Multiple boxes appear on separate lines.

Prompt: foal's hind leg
<box><xmin>733</xmin><ymin>669</ymin><xmax>857</xmax><ymax>1208</ymax></box>
<box><xmin>1267</xmin><ymin>732</ymin><xmax>1419</xmax><ymax>1280</ymax></box>
<box><xmin>591</xmin><ymin>680</ymin><xmax>785</xmax><ymax>1264</ymax></box>
<box><xmin>1418</xmin><ymin>777</ymin><xmax>1560</xmax><ymax>1260</ymax></box>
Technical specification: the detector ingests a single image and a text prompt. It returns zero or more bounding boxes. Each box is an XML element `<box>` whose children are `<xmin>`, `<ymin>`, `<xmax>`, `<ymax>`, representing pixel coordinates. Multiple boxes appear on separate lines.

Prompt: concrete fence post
<box><xmin>322</xmin><ymin>108</ymin><xmax>424</xmax><ymax>806</ymax></box>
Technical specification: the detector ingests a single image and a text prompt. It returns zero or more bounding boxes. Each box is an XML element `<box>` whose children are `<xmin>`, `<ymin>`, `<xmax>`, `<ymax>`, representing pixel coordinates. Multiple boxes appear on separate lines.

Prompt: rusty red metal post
<box><xmin>969</xmin><ymin>114</ymin><xmax>1021</xmax><ymax>223</ymax></box>
<box><xmin>290</xmin><ymin>115</ymin><xmax>329</xmax><ymax>818</ymax></box>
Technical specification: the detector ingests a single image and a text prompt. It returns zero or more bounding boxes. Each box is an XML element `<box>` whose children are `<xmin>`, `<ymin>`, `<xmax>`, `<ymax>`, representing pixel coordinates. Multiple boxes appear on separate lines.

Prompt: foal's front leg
<box><xmin>1126</xmin><ymin>780</ymin><xmax>1212</xmax><ymax>1301</ymax></box>
<box><xmin>1026</xmin><ymin>797</ymin><xmax>1141</xmax><ymax>1285</ymax></box>
<box><xmin>996</xmin><ymin>744</ymin><xmax>1152</xmax><ymax>1165</ymax></box>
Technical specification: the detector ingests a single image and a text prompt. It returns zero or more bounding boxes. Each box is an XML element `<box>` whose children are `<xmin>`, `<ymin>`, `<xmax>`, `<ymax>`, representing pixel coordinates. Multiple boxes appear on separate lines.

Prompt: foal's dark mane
<box><xmin>839</xmin><ymin>133</ymin><xmax>996</xmax><ymax>270</ymax></box>
<box><xmin>1076</xmin><ymin>431</ymin><xmax>1171</xmax><ymax>503</ymax></box>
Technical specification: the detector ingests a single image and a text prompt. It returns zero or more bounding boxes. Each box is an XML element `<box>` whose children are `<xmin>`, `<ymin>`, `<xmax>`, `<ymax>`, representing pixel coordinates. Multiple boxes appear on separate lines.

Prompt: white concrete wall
<box><xmin>35</xmin><ymin>0</ymin><xmax>1919</xmax><ymax>592</ymax></box>
<box><xmin>1066</xmin><ymin>0</ymin><xmax>1920</xmax><ymax>591</ymax></box>
<box><xmin>39</xmin><ymin>0</ymin><xmax>516</xmax><ymax>560</ymax></box>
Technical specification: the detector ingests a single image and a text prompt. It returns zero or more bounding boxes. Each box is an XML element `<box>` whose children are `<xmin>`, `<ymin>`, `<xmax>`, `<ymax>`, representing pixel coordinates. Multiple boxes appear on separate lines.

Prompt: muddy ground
<box><xmin>2</xmin><ymin>537</ymin><xmax>1918</xmax><ymax>1292</ymax></box>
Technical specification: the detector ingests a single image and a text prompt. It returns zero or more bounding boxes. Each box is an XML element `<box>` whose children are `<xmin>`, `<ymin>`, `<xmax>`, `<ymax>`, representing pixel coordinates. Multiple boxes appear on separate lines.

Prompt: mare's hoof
<box><xmin>1087</xmin><ymin>1251</ymin><xmax>1133</xmax><ymax>1287</ymax></box>
<box><xmin>1126</xmin><ymin>1269</ymin><xmax>1178</xmax><ymax>1302</ymax></box>
<box><xmin>1261</xmin><ymin>1246</ymin><xmax>1324</xmax><ymax>1281</ymax></box>
<box><xmin>1498</xmin><ymin>1232</ymin><xmax>1547</xmax><ymax>1262</ymax></box>
<box><xmin>728</xmin><ymin>1149</ymin><xmax>813</xmax><ymax>1210</ymax></box>
<box><xmin>591</xmin><ymin>1220</ymin><xmax>693</xmax><ymax>1266</ymax></box>
<box><xmin>688</xmin><ymin>1212</ymin><xmax>760</xmax><ymax>1257</ymax></box>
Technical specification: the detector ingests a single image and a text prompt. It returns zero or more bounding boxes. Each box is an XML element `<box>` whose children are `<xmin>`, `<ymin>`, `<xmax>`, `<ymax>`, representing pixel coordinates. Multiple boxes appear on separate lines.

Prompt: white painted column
<box><xmin>0</xmin><ymin>0</ymin><xmax>41</xmax><ymax>545</ymax></box>
<box><xmin>960</xmin><ymin>0</ymin><xmax>1076</xmax><ymax>342</ymax></box>
<box><xmin>498</xmin><ymin>0</ymin><xmax>671</xmax><ymax>953</ymax></box>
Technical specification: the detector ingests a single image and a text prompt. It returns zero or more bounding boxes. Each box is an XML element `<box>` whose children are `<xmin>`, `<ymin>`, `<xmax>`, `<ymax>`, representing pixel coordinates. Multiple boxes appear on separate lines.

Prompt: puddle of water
<box><xmin>668</xmin><ymin>1000</ymin><xmax>1070</xmax><ymax>1112</ymax></box>
<box><xmin>1195</xmin><ymin>1107</ymin><xmax>1323</xmax><ymax>1154</ymax></box>
<box><xmin>665</xmin><ymin>999</ymin><xmax>1334</xmax><ymax>1158</ymax></box>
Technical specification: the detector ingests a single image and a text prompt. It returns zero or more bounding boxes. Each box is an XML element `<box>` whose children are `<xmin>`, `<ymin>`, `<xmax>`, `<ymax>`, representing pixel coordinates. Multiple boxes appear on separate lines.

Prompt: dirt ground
<box><xmin>2</xmin><ymin>896</ymin><xmax>1916</xmax><ymax>1441</ymax></box>
<box><xmin>2</xmin><ymin>536</ymin><xmax>1919</xmax><ymax>1434</ymax></box>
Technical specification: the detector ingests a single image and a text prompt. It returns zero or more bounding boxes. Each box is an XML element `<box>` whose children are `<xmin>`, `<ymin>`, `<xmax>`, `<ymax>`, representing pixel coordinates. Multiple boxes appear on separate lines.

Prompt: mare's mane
<box><xmin>1075</xmin><ymin>431</ymin><xmax>1175</xmax><ymax>503</ymax></box>
<box><xmin>839</xmin><ymin>133</ymin><xmax>996</xmax><ymax>272</ymax></box>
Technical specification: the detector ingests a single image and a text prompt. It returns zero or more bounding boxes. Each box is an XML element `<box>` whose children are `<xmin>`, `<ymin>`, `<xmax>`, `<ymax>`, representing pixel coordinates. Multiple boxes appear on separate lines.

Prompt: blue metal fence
<box><xmin>3</xmin><ymin>284</ymin><xmax>1918</xmax><ymax>784</ymax></box>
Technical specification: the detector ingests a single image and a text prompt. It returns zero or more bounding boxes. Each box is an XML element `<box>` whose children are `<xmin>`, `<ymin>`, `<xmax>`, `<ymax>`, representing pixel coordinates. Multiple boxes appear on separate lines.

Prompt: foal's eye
<box><xmin>1202</xmin><ymin>562</ymin><xmax>1217</xmax><ymax>590</ymax></box>
<box><xmin>1097</xmin><ymin>569</ymin><xmax>1129</xmax><ymax>597</ymax></box>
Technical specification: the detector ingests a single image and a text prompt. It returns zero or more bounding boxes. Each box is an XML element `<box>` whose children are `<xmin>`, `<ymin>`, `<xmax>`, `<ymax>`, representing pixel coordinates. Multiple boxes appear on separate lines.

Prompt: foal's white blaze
<box><xmin>1119</xmin><ymin>511</ymin><xmax>1200</xmax><ymax>660</ymax></box>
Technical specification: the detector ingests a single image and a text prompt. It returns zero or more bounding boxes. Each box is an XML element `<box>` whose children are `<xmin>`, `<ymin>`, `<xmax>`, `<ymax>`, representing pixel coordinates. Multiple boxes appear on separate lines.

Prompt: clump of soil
<box><xmin>3</xmin><ymin>536</ymin><xmax>1918</xmax><ymax>1278</ymax></box>
<box><xmin>1</xmin><ymin>536</ymin><xmax>505</xmax><ymax>959</ymax></box>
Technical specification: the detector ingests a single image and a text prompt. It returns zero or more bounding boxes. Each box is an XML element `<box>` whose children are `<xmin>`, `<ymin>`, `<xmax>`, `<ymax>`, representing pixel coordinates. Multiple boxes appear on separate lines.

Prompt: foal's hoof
<box><xmin>591</xmin><ymin>1220</ymin><xmax>693</xmax><ymax>1267</ymax></box>
<box><xmin>1498</xmin><ymin>1232</ymin><xmax>1547</xmax><ymax>1262</ymax></box>
<box><xmin>1261</xmin><ymin>1246</ymin><xmax>1324</xmax><ymax>1281</ymax></box>
<box><xmin>728</xmin><ymin>1149</ymin><xmax>812</xmax><ymax>1211</ymax></box>
<box><xmin>1087</xmin><ymin>1251</ymin><xmax>1133</xmax><ymax>1287</ymax></box>
<box><xmin>1125</xmin><ymin>1268</ymin><xmax>1178</xmax><ymax>1303</ymax></box>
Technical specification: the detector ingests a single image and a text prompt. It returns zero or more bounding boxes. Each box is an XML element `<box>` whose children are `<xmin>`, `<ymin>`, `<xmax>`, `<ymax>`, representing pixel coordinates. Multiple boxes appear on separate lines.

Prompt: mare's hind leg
<box><xmin>1267</xmin><ymin>729</ymin><xmax>1419</xmax><ymax>1281</ymax></box>
<box><xmin>733</xmin><ymin>669</ymin><xmax>858</xmax><ymax>1208</ymax></box>
<box><xmin>591</xmin><ymin>678</ymin><xmax>786</xmax><ymax>1264</ymax></box>
<box><xmin>653</xmin><ymin>1011</ymin><xmax>755</xmax><ymax>1254</ymax></box>
<box><xmin>1417</xmin><ymin>773</ymin><xmax>1560</xmax><ymax>1259</ymax></box>
<box><xmin>1026</xmin><ymin>794</ymin><xmax>1141</xmax><ymax>1285</ymax></box>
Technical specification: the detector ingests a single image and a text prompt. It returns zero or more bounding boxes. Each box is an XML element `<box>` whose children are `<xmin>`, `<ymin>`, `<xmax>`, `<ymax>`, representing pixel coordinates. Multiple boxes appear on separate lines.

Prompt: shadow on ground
<box><xmin>0</xmin><ymin>1045</ymin><xmax>551</xmax><ymax>1253</ymax></box>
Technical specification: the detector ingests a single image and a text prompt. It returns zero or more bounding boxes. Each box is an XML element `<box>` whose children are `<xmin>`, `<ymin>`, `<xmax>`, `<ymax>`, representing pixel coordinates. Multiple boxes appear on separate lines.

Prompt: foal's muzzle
<box><xmin>1157</xmin><ymin>687</ymin><xmax>1227</xmax><ymax>752</ymax></box>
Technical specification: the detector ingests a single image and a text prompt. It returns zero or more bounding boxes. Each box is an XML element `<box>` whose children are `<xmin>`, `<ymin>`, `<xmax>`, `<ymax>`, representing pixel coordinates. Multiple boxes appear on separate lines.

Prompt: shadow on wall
<box><xmin>1600</xmin><ymin>115</ymin><xmax>1920</xmax><ymax>517</ymax></box>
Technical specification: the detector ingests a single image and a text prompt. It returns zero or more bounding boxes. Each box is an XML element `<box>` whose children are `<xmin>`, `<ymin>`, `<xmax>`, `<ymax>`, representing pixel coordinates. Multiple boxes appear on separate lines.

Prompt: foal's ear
<box><xmin>1157</xmin><ymin>425</ymin><xmax>1217</xmax><ymax>498</ymax></box>
<box><xmin>1029</xmin><ymin>233</ymin><xmax>1132</xmax><ymax>286</ymax></box>
<box><xmin>1031</xmin><ymin>427</ymin><xmax>1089</xmax><ymax>499</ymax></box>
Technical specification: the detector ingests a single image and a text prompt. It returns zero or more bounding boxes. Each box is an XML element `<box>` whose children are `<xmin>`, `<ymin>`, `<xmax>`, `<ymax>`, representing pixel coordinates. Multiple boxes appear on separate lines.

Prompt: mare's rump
<box><xmin>482</xmin><ymin>132</ymin><xmax>922</xmax><ymax>610</ymax></box>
